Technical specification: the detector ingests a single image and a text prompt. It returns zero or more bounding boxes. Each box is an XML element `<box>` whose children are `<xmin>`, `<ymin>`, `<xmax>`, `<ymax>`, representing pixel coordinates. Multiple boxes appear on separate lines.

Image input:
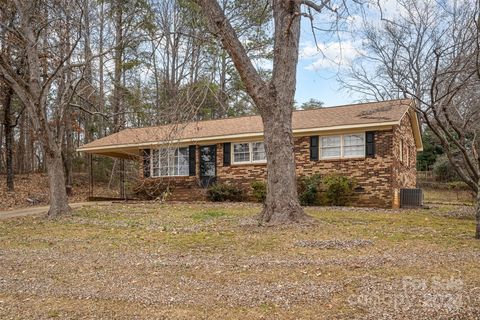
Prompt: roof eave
<box><xmin>406</xmin><ymin>101</ymin><xmax>424</xmax><ymax>151</ymax></box>
<box><xmin>76</xmin><ymin>121</ymin><xmax>399</xmax><ymax>154</ymax></box>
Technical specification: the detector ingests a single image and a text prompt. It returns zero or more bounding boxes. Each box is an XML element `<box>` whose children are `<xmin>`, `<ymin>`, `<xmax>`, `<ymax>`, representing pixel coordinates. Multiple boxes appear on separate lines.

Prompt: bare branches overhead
<box><xmin>340</xmin><ymin>0</ymin><xmax>480</xmax><ymax>237</ymax></box>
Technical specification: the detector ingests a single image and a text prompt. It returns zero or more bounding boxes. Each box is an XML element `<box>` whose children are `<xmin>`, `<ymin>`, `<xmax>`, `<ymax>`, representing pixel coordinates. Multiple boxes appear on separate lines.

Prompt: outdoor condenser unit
<box><xmin>400</xmin><ymin>188</ymin><xmax>423</xmax><ymax>208</ymax></box>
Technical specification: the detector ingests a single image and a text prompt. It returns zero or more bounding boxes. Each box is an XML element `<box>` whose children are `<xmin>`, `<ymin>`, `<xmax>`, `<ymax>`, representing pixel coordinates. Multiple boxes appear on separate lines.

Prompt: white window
<box><xmin>252</xmin><ymin>142</ymin><xmax>266</xmax><ymax>161</ymax></box>
<box><xmin>232</xmin><ymin>141</ymin><xmax>266</xmax><ymax>164</ymax></box>
<box><xmin>343</xmin><ymin>134</ymin><xmax>365</xmax><ymax>157</ymax></box>
<box><xmin>151</xmin><ymin>147</ymin><xmax>189</xmax><ymax>177</ymax></box>
<box><xmin>320</xmin><ymin>133</ymin><xmax>365</xmax><ymax>159</ymax></box>
<box><xmin>233</xmin><ymin>143</ymin><xmax>250</xmax><ymax>163</ymax></box>
<box><xmin>320</xmin><ymin>136</ymin><xmax>341</xmax><ymax>158</ymax></box>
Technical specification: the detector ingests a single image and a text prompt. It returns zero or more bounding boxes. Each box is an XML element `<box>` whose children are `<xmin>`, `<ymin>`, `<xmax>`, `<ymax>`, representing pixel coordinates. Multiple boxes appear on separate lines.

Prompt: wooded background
<box><xmin>0</xmin><ymin>0</ymin><xmax>276</xmax><ymax>189</ymax></box>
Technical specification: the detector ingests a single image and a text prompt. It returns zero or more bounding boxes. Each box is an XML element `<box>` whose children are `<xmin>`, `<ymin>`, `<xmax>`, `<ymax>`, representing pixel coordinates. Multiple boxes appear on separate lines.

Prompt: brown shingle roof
<box><xmin>78</xmin><ymin>99</ymin><xmax>412</xmax><ymax>152</ymax></box>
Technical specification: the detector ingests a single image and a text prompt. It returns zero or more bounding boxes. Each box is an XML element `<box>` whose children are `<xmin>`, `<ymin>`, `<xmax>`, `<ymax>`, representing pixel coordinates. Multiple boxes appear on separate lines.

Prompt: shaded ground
<box><xmin>1</xmin><ymin>173</ymin><xmax>476</xmax><ymax>212</ymax></box>
<box><xmin>0</xmin><ymin>202</ymin><xmax>111</xmax><ymax>220</ymax></box>
<box><xmin>1</xmin><ymin>202</ymin><xmax>479</xmax><ymax>319</ymax></box>
<box><xmin>0</xmin><ymin>173</ymin><xmax>115</xmax><ymax>211</ymax></box>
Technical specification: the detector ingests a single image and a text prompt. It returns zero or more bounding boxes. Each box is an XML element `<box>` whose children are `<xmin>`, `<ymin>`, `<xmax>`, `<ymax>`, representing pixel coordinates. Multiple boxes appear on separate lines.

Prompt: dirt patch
<box><xmin>432</xmin><ymin>205</ymin><xmax>475</xmax><ymax>219</ymax></box>
<box><xmin>294</xmin><ymin>239</ymin><xmax>373</xmax><ymax>249</ymax></box>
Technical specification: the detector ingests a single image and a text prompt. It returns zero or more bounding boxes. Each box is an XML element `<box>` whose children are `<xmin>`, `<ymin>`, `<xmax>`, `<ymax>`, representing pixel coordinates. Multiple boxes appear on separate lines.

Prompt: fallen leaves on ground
<box><xmin>0</xmin><ymin>173</ymin><xmax>112</xmax><ymax>211</ymax></box>
<box><xmin>0</xmin><ymin>202</ymin><xmax>479</xmax><ymax>319</ymax></box>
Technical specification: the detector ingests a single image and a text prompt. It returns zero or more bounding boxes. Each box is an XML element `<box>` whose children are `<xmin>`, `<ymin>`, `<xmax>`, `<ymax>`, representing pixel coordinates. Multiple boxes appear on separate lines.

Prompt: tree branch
<box><xmin>192</xmin><ymin>0</ymin><xmax>269</xmax><ymax>109</ymax></box>
<box><xmin>301</xmin><ymin>0</ymin><xmax>334</xmax><ymax>13</ymax></box>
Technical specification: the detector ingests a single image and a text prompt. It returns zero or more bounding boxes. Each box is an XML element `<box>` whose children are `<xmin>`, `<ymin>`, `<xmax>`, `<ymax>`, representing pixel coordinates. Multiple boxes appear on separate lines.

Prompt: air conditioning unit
<box><xmin>400</xmin><ymin>188</ymin><xmax>423</xmax><ymax>208</ymax></box>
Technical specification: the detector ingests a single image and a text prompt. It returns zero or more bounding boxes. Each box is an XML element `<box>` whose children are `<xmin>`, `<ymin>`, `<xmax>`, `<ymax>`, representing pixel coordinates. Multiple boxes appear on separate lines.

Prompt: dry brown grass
<box><xmin>1</xmin><ymin>202</ymin><xmax>479</xmax><ymax>319</ymax></box>
<box><xmin>423</xmin><ymin>188</ymin><xmax>475</xmax><ymax>205</ymax></box>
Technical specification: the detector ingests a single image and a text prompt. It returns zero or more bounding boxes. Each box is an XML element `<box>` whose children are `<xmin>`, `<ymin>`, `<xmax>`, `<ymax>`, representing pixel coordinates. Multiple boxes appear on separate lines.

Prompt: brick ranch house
<box><xmin>78</xmin><ymin>99</ymin><xmax>423</xmax><ymax>208</ymax></box>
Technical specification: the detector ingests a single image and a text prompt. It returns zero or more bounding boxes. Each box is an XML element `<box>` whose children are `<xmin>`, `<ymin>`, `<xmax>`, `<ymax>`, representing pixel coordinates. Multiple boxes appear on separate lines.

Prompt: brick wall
<box><xmin>392</xmin><ymin>113</ymin><xmax>417</xmax><ymax>191</ymax></box>
<box><xmin>143</xmin><ymin>114</ymin><xmax>418</xmax><ymax>207</ymax></box>
<box><xmin>214</xmin><ymin>129</ymin><xmax>395</xmax><ymax>208</ymax></box>
<box><xmin>293</xmin><ymin>132</ymin><xmax>394</xmax><ymax>208</ymax></box>
<box><xmin>216</xmin><ymin>144</ymin><xmax>267</xmax><ymax>189</ymax></box>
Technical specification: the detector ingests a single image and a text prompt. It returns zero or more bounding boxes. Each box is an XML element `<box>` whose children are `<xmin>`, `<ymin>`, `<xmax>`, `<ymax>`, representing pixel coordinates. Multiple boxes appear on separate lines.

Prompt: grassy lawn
<box><xmin>1</xmin><ymin>202</ymin><xmax>479</xmax><ymax>319</ymax></box>
<box><xmin>423</xmin><ymin>188</ymin><xmax>475</xmax><ymax>205</ymax></box>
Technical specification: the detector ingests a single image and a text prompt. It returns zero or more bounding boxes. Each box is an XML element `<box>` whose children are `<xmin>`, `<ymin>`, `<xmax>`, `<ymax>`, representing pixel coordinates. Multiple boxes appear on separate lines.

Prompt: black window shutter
<box><xmin>188</xmin><ymin>145</ymin><xmax>196</xmax><ymax>176</ymax></box>
<box><xmin>310</xmin><ymin>136</ymin><xmax>319</xmax><ymax>161</ymax></box>
<box><xmin>366</xmin><ymin>131</ymin><xmax>376</xmax><ymax>157</ymax></box>
<box><xmin>223</xmin><ymin>142</ymin><xmax>231</xmax><ymax>166</ymax></box>
<box><xmin>142</xmin><ymin>149</ymin><xmax>151</xmax><ymax>178</ymax></box>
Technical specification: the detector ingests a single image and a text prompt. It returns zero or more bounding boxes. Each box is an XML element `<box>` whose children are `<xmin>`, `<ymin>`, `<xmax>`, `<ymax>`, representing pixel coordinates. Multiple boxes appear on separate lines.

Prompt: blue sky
<box><xmin>295</xmin><ymin>58</ymin><xmax>355</xmax><ymax>107</ymax></box>
<box><xmin>293</xmin><ymin>0</ymin><xmax>406</xmax><ymax>107</ymax></box>
<box><xmin>294</xmin><ymin>19</ymin><xmax>362</xmax><ymax>107</ymax></box>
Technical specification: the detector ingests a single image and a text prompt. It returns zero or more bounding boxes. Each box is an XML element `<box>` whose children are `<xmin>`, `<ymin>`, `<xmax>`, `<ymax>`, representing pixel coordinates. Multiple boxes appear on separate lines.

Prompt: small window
<box><xmin>343</xmin><ymin>134</ymin><xmax>365</xmax><ymax>157</ymax></box>
<box><xmin>405</xmin><ymin>144</ymin><xmax>410</xmax><ymax>167</ymax></box>
<box><xmin>399</xmin><ymin>139</ymin><xmax>404</xmax><ymax>163</ymax></box>
<box><xmin>233</xmin><ymin>143</ymin><xmax>250</xmax><ymax>163</ymax></box>
<box><xmin>232</xmin><ymin>141</ymin><xmax>266</xmax><ymax>164</ymax></box>
<box><xmin>151</xmin><ymin>147</ymin><xmax>189</xmax><ymax>177</ymax></box>
<box><xmin>320</xmin><ymin>136</ymin><xmax>341</xmax><ymax>158</ymax></box>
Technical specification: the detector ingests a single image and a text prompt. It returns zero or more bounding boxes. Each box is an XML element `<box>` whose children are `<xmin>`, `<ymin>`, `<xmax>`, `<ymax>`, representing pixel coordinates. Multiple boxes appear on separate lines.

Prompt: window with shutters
<box><xmin>320</xmin><ymin>136</ymin><xmax>341</xmax><ymax>158</ymax></box>
<box><xmin>151</xmin><ymin>147</ymin><xmax>189</xmax><ymax>177</ymax></box>
<box><xmin>232</xmin><ymin>141</ymin><xmax>266</xmax><ymax>164</ymax></box>
<box><xmin>233</xmin><ymin>143</ymin><xmax>250</xmax><ymax>163</ymax></box>
<box><xmin>252</xmin><ymin>142</ymin><xmax>266</xmax><ymax>161</ymax></box>
<box><xmin>343</xmin><ymin>134</ymin><xmax>365</xmax><ymax>157</ymax></box>
<box><xmin>320</xmin><ymin>133</ymin><xmax>365</xmax><ymax>159</ymax></box>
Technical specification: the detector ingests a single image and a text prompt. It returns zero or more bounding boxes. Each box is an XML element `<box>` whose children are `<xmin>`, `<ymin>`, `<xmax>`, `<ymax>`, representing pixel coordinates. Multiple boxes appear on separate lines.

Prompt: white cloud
<box><xmin>300</xmin><ymin>40</ymin><xmax>362</xmax><ymax>71</ymax></box>
<box><xmin>297</xmin><ymin>0</ymin><xmax>411</xmax><ymax>71</ymax></box>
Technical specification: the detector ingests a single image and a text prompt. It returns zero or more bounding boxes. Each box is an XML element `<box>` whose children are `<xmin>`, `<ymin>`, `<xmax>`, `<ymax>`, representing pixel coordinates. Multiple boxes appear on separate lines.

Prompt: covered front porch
<box><xmin>79</xmin><ymin>143</ymin><xmax>217</xmax><ymax>202</ymax></box>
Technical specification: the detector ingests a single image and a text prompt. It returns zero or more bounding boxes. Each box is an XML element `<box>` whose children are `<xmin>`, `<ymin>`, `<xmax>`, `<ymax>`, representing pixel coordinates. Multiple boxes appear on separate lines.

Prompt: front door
<box><xmin>199</xmin><ymin>145</ymin><xmax>216</xmax><ymax>187</ymax></box>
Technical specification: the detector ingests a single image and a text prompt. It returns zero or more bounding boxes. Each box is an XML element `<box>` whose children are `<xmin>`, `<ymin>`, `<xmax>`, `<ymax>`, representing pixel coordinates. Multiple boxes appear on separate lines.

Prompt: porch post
<box><xmin>88</xmin><ymin>153</ymin><xmax>93</xmax><ymax>199</ymax></box>
<box><xmin>120</xmin><ymin>158</ymin><xmax>125</xmax><ymax>199</ymax></box>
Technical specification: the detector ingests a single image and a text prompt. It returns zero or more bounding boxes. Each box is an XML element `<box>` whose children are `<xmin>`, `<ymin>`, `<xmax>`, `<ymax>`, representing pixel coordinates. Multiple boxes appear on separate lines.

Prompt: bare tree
<box><xmin>1</xmin><ymin>81</ymin><xmax>14</xmax><ymax>191</ymax></box>
<box><xmin>191</xmin><ymin>0</ymin><xmax>341</xmax><ymax>224</ymax></box>
<box><xmin>0</xmin><ymin>0</ymin><xmax>87</xmax><ymax>217</ymax></box>
<box><xmin>0</xmin><ymin>0</ymin><xmax>19</xmax><ymax>192</ymax></box>
<box><xmin>342</xmin><ymin>0</ymin><xmax>480</xmax><ymax>238</ymax></box>
<box><xmin>112</xmin><ymin>0</ymin><xmax>125</xmax><ymax>133</ymax></box>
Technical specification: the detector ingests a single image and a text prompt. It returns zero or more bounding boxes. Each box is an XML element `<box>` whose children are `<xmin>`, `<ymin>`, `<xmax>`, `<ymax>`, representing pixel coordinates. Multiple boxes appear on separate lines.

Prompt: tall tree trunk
<box><xmin>218</xmin><ymin>51</ymin><xmax>228</xmax><ymax>118</ymax></box>
<box><xmin>3</xmin><ymin>84</ymin><xmax>14</xmax><ymax>191</ymax></box>
<box><xmin>195</xmin><ymin>0</ymin><xmax>308</xmax><ymax>224</ymax></box>
<box><xmin>45</xmin><ymin>145</ymin><xmax>71</xmax><ymax>218</ymax></box>
<box><xmin>112</xmin><ymin>0</ymin><xmax>123</xmax><ymax>133</ymax></box>
<box><xmin>261</xmin><ymin>106</ymin><xmax>304</xmax><ymax>223</ymax></box>
<box><xmin>63</xmin><ymin>111</ymin><xmax>73</xmax><ymax>194</ymax></box>
<box><xmin>83</xmin><ymin>0</ymin><xmax>93</xmax><ymax>143</ymax></box>
<box><xmin>26</xmin><ymin>118</ymin><xmax>34</xmax><ymax>172</ymax></box>
<box><xmin>98</xmin><ymin>0</ymin><xmax>105</xmax><ymax>136</ymax></box>
<box><xmin>17</xmin><ymin>113</ymin><xmax>25</xmax><ymax>173</ymax></box>
<box><xmin>476</xmin><ymin>188</ymin><xmax>480</xmax><ymax>239</ymax></box>
<box><xmin>258</xmin><ymin>0</ymin><xmax>306</xmax><ymax>223</ymax></box>
<box><xmin>59</xmin><ymin>15</ymin><xmax>73</xmax><ymax>195</ymax></box>
<box><xmin>151</xmin><ymin>38</ymin><xmax>161</xmax><ymax>125</ymax></box>
<box><xmin>0</xmin><ymin>122</ymin><xmax>3</xmax><ymax>174</ymax></box>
